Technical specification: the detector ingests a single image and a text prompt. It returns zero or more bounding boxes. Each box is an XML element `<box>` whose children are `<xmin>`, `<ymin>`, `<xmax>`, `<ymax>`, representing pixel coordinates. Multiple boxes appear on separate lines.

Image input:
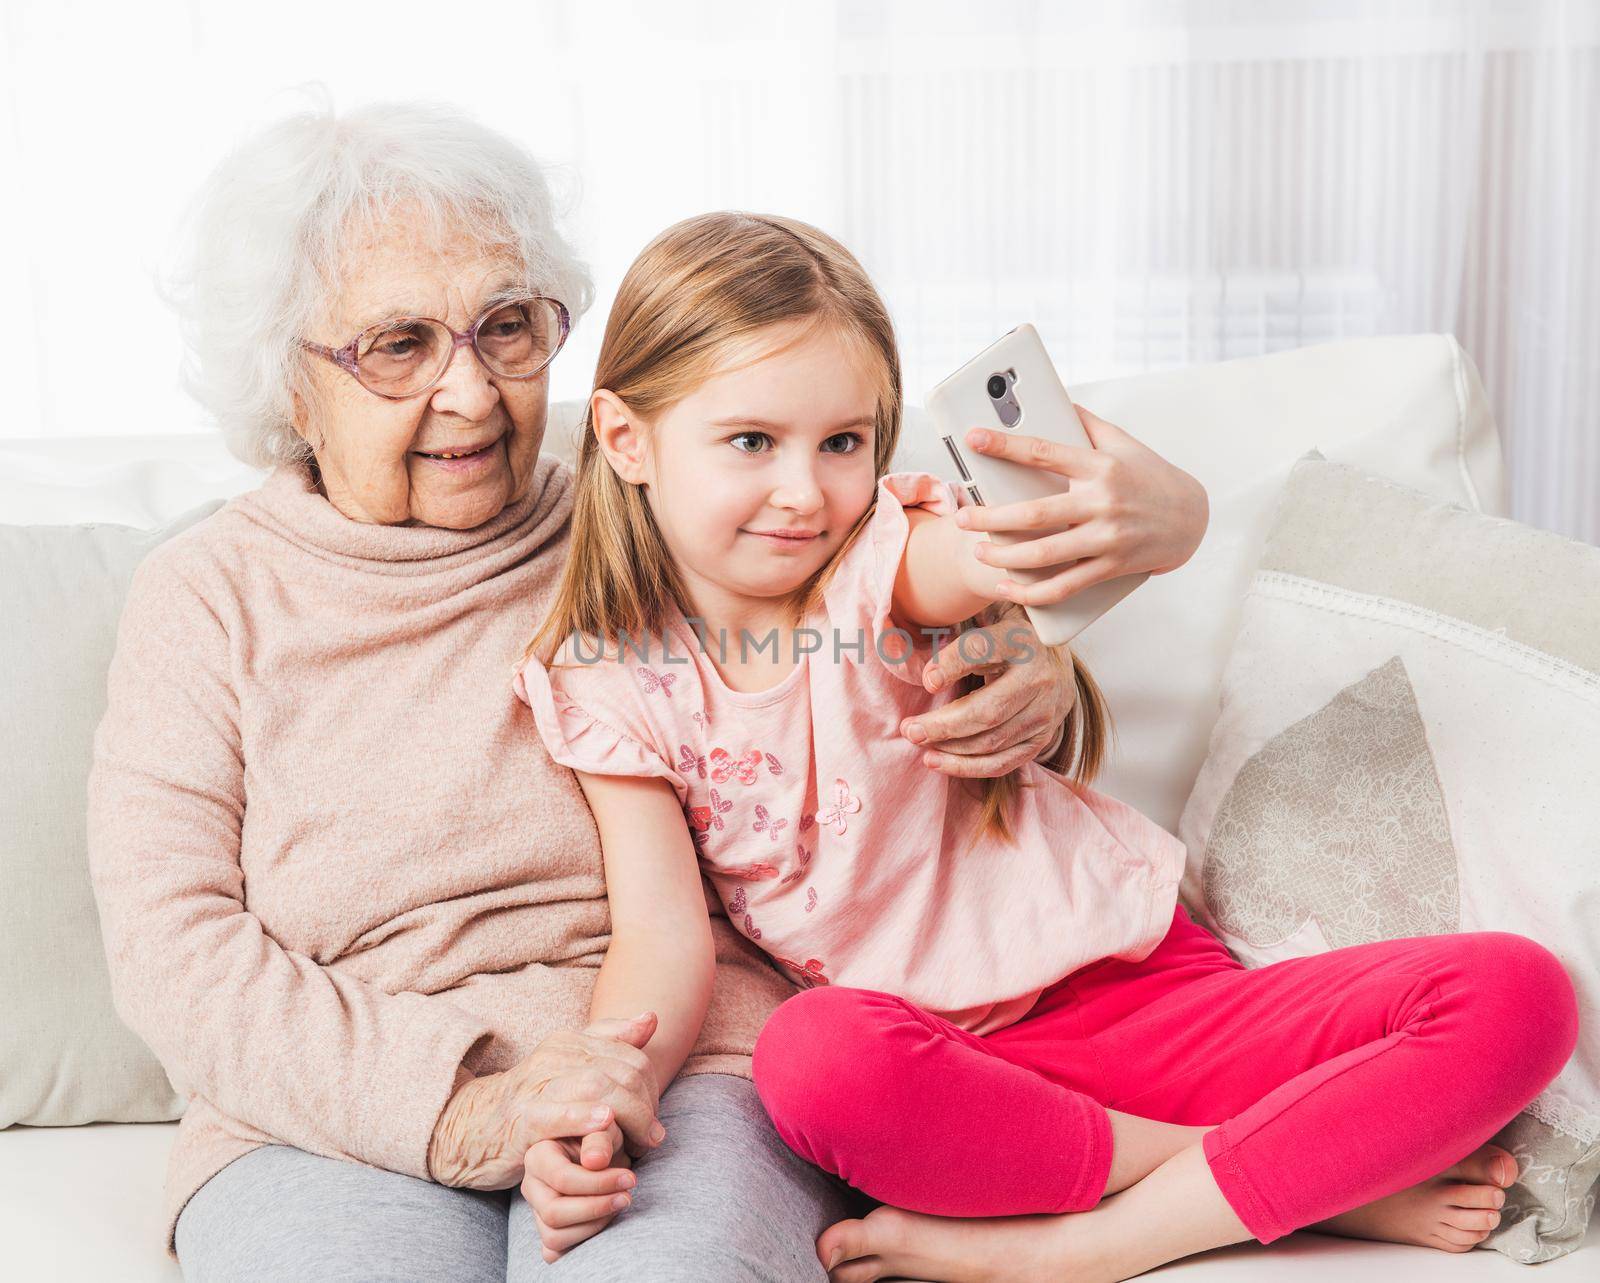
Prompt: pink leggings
<box><xmin>752</xmin><ymin>905</ymin><xmax>1579</xmax><ymax>1244</ymax></box>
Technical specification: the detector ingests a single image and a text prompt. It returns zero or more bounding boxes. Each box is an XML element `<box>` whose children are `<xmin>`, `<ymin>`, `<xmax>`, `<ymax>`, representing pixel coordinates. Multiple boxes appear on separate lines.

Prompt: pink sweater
<box><xmin>86</xmin><ymin>457</ymin><xmax>795</xmax><ymax>1258</ymax></box>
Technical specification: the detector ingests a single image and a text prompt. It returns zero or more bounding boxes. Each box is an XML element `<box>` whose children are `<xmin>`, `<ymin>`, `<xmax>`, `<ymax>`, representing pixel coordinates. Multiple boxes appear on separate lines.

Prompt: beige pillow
<box><xmin>0</xmin><ymin>505</ymin><xmax>219</xmax><ymax>1126</ymax></box>
<box><xmin>1178</xmin><ymin>452</ymin><xmax>1599</xmax><ymax>1263</ymax></box>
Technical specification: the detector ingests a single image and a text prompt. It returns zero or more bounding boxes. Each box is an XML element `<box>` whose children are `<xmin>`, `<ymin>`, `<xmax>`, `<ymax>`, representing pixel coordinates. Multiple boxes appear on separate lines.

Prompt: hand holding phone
<box><xmin>925</xmin><ymin>325</ymin><xmax>1152</xmax><ymax>646</ymax></box>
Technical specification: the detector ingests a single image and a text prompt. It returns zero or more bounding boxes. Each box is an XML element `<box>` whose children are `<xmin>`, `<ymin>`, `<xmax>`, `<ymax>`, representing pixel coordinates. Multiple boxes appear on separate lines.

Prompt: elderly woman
<box><xmin>87</xmin><ymin>103</ymin><xmax>1208</xmax><ymax>1281</ymax></box>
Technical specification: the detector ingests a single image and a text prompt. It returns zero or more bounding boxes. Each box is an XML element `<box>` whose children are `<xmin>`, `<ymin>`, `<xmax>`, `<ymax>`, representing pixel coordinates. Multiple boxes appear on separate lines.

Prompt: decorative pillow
<box><xmin>0</xmin><ymin>504</ymin><xmax>220</xmax><ymax>1127</ymax></box>
<box><xmin>1178</xmin><ymin>452</ymin><xmax>1599</xmax><ymax>1263</ymax></box>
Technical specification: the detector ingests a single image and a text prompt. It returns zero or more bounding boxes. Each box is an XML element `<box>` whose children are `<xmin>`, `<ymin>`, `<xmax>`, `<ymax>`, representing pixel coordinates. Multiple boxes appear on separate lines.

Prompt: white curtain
<box><xmin>2</xmin><ymin>0</ymin><xmax>1595</xmax><ymax>541</ymax></box>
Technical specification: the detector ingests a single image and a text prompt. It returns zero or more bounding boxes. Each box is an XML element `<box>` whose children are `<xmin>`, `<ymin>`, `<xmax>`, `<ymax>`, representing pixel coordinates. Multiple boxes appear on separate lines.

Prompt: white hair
<box><xmin>164</xmin><ymin>93</ymin><xmax>594</xmax><ymax>468</ymax></box>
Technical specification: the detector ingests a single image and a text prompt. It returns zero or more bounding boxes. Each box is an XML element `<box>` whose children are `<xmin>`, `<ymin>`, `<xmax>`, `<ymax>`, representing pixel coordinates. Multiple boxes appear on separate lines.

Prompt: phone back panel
<box><xmin>924</xmin><ymin>325</ymin><xmax>1148</xmax><ymax>647</ymax></box>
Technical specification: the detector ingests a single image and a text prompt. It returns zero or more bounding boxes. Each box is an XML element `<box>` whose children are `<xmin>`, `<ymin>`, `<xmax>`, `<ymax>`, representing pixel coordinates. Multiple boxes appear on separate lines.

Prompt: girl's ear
<box><xmin>591</xmin><ymin>389</ymin><xmax>652</xmax><ymax>486</ymax></box>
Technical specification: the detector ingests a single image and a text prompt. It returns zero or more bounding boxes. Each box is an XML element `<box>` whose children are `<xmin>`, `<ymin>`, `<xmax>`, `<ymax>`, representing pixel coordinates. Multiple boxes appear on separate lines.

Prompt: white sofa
<box><xmin>3</xmin><ymin>334</ymin><xmax>1595</xmax><ymax>1280</ymax></box>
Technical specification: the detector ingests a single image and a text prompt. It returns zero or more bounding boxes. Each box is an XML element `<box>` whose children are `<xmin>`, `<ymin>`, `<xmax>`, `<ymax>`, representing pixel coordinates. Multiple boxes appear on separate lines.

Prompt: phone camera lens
<box><xmin>986</xmin><ymin>374</ymin><xmax>1007</xmax><ymax>399</ymax></box>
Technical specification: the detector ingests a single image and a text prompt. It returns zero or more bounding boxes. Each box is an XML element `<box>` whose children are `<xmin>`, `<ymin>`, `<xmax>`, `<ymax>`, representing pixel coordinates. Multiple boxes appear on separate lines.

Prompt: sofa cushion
<box><xmin>1178</xmin><ymin>452</ymin><xmax>1600</xmax><ymax>1262</ymax></box>
<box><xmin>0</xmin><ymin>507</ymin><xmax>220</xmax><ymax>1127</ymax></box>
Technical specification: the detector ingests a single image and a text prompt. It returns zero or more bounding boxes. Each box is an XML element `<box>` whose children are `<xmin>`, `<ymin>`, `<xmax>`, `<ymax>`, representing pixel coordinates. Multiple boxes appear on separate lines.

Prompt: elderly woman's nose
<box><xmin>429</xmin><ymin>341</ymin><xmax>502</xmax><ymax>420</ymax></box>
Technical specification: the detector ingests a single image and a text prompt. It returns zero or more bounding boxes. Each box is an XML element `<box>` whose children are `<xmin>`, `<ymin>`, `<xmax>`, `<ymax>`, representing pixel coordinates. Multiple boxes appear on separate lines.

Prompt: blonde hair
<box><xmin>525</xmin><ymin>210</ymin><xmax>1109</xmax><ymax>841</ymax></box>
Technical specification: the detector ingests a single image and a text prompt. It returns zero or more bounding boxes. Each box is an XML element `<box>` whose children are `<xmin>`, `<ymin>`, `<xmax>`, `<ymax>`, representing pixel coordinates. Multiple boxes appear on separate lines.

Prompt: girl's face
<box><xmin>599</xmin><ymin>319</ymin><xmax>881</xmax><ymax>614</ymax></box>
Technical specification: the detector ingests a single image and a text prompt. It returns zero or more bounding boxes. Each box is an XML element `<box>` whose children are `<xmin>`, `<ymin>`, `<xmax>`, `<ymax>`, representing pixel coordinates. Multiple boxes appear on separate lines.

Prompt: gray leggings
<box><xmin>175</xmin><ymin>1074</ymin><xmax>860</xmax><ymax>1282</ymax></box>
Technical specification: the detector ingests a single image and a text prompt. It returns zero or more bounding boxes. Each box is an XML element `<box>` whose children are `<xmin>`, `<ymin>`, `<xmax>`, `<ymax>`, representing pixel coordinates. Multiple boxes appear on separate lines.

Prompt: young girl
<box><xmin>514</xmin><ymin>212</ymin><xmax>1576</xmax><ymax>1282</ymax></box>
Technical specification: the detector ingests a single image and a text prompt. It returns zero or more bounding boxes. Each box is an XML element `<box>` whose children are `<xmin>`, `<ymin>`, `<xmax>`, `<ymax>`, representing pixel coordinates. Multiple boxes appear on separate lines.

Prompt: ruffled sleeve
<box><xmin>515</xmin><ymin>643</ymin><xmax>689</xmax><ymax>805</ymax></box>
<box><xmin>824</xmin><ymin>470</ymin><xmax>970</xmax><ymax>686</ymax></box>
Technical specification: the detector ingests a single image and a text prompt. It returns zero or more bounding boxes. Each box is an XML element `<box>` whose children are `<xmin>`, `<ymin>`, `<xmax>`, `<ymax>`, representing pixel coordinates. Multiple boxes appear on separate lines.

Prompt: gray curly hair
<box><xmin>164</xmin><ymin>96</ymin><xmax>594</xmax><ymax>468</ymax></box>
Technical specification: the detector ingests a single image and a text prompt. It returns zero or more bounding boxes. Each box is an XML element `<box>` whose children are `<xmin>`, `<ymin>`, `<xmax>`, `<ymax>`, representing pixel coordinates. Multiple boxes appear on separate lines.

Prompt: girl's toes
<box><xmin>1443</xmin><ymin>1206</ymin><xmax>1501</xmax><ymax>1235</ymax></box>
<box><xmin>1436</xmin><ymin>1223</ymin><xmax>1488</xmax><ymax>1249</ymax></box>
<box><xmin>1447</xmin><ymin>1143</ymin><xmax>1518</xmax><ymax>1188</ymax></box>
<box><xmin>1442</xmin><ymin>1181</ymin><xmax>1505</xmax><ymax>1210</ymax></box>
<box><xmin>1485</xmin><ymin>1144</ymin><xmax>1518</xmax><ymax>1187</ymax></box>
<box><xmin>859</xmin><ymin>1205</ymin><xmax>917</xmax><ymax>1252</ymax></box>
<box><xmin>830</xmin><ymin>1259</ymin><xmax>885</xmax><ymax>1283</ymax></box>
<box><xmin>1429</xmin><ymin>1230</ymin><xmax>1478</xmax><ymax>1253</ymax></box>
<box><xmin>818</xmin><ymin>1218</ymin><xmax>872</xmax><ymax>1272</ymax></box>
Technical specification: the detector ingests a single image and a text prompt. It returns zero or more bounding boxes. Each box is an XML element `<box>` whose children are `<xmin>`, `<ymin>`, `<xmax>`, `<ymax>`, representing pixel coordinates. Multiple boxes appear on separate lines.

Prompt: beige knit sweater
<box><xmin>86</xmin><ymin>456</ymin><xmax>796</xmax><ymax>1258</ymax></box>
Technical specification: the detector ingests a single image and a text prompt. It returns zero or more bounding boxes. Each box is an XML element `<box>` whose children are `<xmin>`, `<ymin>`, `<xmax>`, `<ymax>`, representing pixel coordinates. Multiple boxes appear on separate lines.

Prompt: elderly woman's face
<box><xmin>294</xmin><ymin>220</ymin><xmax>549</xmax><ymax>529</ymax></box>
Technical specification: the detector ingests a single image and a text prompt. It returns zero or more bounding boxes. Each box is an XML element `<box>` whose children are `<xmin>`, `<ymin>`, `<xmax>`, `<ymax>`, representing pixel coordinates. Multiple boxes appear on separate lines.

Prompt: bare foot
<box><xmin>816</xmin><ymin>1203</ymin><xmax>1087</xmax><ymax>1283</ymax></box>
<box><xmin>817</xmin><ymin>1142</ymin><xmax>1251</xmax><ymax>1283</ymax></box>
<box><xmin>1310</xmin><ymin>1142</ymin><xmax>1515</xmax><ymax>1252</ymax></box>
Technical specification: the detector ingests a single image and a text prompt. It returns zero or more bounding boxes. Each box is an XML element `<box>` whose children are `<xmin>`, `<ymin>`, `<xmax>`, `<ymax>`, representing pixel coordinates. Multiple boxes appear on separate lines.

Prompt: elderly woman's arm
<box><xmin>88</xmin><ymin>556</ymin><xmax>653</xmax><ymax>1186</ymax></box>
<box><xmin>86</xmin><ymin>557</ymin><xmax>493</xmax><ymax>1179</ymax></box>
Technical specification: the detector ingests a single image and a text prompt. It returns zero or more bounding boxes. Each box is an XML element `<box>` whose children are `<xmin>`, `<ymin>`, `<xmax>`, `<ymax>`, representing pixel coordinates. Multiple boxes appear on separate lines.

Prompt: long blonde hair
<box><xmin>524</xmin><ymin>211</ymin><xmax>1111</xmax><ymax>841</ymax></box>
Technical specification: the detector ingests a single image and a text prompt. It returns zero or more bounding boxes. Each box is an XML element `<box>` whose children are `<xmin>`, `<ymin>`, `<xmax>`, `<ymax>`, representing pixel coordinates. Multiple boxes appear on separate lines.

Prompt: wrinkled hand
<box><xmin>427</xmin><ymin>1012</ymin><xmax>664</xmax><ymax>1191</ymax></box>
<box><xmin>954</xmin><ymin>407</ymin><xmax>1209</xmax><ymax>607</ymax></box>
<box><xmin>899</xmin><ymin>611</ymin><xmax>1075</xmax><ymax>778</ymax></box>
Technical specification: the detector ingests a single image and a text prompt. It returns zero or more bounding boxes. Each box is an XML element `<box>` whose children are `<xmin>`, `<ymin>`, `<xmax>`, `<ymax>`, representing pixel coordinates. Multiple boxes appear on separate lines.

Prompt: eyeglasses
<box><xmin>300</xmin><ymin>295</ymin><xmax>570</xmax><ymax>400</ymax></box>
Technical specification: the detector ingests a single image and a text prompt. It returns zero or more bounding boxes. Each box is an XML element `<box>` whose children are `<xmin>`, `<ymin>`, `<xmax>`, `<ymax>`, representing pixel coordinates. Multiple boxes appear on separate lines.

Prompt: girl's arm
<box><xmin>574</xmin><ymin>769</ymin><xmax>716</xmax><ymax>1096</ymax></box>
<box><xmin>892</xmin><ymin>507</ymin><xmax>1007</xmax><ymax>629</ymax></box>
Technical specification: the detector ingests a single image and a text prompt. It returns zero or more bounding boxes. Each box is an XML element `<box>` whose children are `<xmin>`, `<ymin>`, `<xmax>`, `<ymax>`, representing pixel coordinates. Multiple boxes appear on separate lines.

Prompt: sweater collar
<box><xmin>237</xmin><ymin>454</ymin><xmax>573</xmax><ymax>576</ymax></box>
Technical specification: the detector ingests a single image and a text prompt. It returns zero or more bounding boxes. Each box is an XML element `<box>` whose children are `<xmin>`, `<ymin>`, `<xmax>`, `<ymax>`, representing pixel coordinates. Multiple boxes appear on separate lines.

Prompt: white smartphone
<box><xmin>924</xmin><ymin>324</ymin><xmax>1149</xmax><ymax>646</ymax></box>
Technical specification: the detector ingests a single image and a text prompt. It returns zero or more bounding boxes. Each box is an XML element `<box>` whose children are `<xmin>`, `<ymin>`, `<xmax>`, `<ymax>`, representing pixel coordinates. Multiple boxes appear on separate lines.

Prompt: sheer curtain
<box><xmin>2</xmin><ymin>0</ymin><xmax>1594</xmax><ymax>540</ymax></box>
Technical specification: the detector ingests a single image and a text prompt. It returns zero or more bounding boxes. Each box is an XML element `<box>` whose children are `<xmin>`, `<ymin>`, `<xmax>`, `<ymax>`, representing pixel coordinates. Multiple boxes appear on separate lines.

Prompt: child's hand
<box><xmin>953</xmin><ymin>407</ymin><xmax>1209</xmax><ymax>605</ymax></box>
<box><xmin>522</xmin><ymin>1120</ymin><xmax>638</xmax><ymax>1262</ymax></box>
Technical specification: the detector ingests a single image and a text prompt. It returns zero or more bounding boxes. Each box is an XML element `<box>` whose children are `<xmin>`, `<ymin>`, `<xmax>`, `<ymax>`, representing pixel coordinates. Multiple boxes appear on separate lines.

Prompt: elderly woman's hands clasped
<box><xmin>428</xmin><ymin>1012</ymin><xmax>664</xmax><ymax>1256</ymax></box>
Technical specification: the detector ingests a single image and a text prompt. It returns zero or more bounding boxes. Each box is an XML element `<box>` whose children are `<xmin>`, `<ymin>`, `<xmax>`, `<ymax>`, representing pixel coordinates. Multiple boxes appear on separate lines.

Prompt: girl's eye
<box><xmin>821</xmin><ymin>432</ymin><xmax>865</xmax><ymax>454</ymax></box>
<box><xmin>730</xmin><ymin>432</ymin><xmax>772</xmax><ymax>454</ymax></box>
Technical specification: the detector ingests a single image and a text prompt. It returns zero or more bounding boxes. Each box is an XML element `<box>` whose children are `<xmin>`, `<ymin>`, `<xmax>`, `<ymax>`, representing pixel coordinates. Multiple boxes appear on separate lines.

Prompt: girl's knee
<box><xmin>753</xmin><ymin>986</ymin><xmax>917</xmax><ymax>1125</ymax></box>
<box><xmin>1459</xmin><ymin>932</ymin><xmax>1579</xmax><ymax>1077</ymax></box>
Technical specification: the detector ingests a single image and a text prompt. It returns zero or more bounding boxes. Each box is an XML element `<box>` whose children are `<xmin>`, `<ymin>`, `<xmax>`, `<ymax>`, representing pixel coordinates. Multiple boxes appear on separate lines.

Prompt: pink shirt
<box><xmin>516</xmin><ymin>471</ymin><xmax>1185</xmax><ymax>1034</ymax></box>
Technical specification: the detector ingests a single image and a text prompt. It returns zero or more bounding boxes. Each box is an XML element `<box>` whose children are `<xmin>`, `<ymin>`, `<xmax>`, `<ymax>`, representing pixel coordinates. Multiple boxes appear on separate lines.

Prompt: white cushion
<box><xmin>1178</xmin><ymin>453</ymin><xmax>1600</xmax><ymax>1262</ymax></box>
<box><xmin>2</xmin><ymin>1125</ymin><xmax>183</xmax><ymax>1282</ymax></box>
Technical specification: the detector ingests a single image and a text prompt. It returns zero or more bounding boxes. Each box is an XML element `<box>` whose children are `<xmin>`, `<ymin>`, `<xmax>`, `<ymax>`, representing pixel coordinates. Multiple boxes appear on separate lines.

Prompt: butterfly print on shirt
<box><xmin>764</xmin><ymin>752</ymin><xmax>783</xmax><ymax>776</ymax></box>
<box><xmin>678</xmin><ymin>744</ymin><xmax>707</xmax><ymax>779</ymax></box>
<box><xmin>775</xmin><ymin>956</ymin><xmax>829</xmax><ymax>987</ymax></box>
<box><xmin>688</xmin><ymin>780</ymin><xmax>736</xmax><ymax>851</ymax></box>
<box><xmin>710</xmin><ymin>747</ymin><xmax>762</xmax><ymax>785</ymax></box>
<box><xmin>805</xmin><ymin>886</ymin><xmax>819</xmax><ymax>913</ymax></box>
<box><xmin>777</xmin><ymin>842</ymin><xmax>812</xmax><ymax>889</ymax></box>
<box><xmin>722</xmin><ymin>860</ymin><xmax>781</xmax><ymax>881</ymax></box>
<box><xmin>636</xmin><ymin>667</ymin><xmax>677</xmax><ymax>698</ymax></box>
<box><xmin>724</xmin><ymin>888</ymin><xmax>762</xmax><ymax>939</ymax></box>
<box><xmin>814</xmin><ymin>778</ymin><xmax>862</xmax><ymax>836</ymax></box>
<box><xmin>751</xmin><ymin>804</ymin><xmax>788</xmax><ymax>843</ymax></box>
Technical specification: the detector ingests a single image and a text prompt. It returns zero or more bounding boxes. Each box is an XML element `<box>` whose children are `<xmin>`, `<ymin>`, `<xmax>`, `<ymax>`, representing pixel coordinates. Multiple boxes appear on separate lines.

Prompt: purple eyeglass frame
<box><xmin>299</xmin><ymin>295</ymin><xmax>571</xmax><ymax>400</ymax></box>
